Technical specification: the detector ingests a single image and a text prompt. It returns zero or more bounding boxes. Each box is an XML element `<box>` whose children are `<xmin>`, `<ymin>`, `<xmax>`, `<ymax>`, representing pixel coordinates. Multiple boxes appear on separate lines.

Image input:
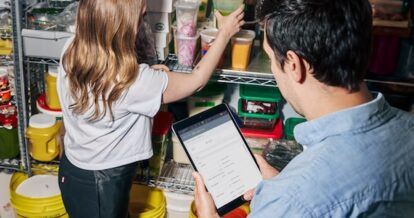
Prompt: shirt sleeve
<box><xmin>125</xmin><ymin>64</ymin><xmax>168</xmax><ymax>117</ymax></box>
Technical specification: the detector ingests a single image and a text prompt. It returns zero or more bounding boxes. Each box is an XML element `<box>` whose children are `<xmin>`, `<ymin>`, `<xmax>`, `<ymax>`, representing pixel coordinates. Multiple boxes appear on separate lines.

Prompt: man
<box><xmin>193</xmin><ymin>0</ymin><xmax>414</xmax><ymax>217</ymax></box>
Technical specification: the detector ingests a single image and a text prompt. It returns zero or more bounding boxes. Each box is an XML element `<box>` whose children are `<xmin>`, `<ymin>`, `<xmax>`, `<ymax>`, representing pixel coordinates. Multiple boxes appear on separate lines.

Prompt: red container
<box><xmin>240</xmin><ymin>118</ymin><xmax>283</xmax><ymax>154</ymax></box>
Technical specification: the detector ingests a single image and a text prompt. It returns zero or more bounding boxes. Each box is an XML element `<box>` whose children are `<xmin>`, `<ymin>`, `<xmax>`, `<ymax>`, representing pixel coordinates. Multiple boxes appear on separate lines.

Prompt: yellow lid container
<box><xmin>26</xmin><ymin>114</ymin><xmax>61</xmax><ymax>162</ymax></box>
<box><xmin>45</xmin><ymin>65</ymin><xmax>61</xmax><ymax>110</ymax></box>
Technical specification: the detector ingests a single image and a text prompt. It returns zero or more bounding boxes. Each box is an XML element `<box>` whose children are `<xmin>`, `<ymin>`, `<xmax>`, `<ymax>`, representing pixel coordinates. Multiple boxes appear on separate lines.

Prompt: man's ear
<box><xmin>285</xmin><ymin>50</ymin><xmax>307</xmax><ymax>83</ymax></box>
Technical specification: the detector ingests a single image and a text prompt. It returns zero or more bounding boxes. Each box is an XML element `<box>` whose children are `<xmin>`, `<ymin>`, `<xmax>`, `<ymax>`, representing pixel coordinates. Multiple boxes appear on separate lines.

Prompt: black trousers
<box><xmin>58</xmin><ymin>153</ymin><xmax>138</xmax><ymax>218</ymax></box>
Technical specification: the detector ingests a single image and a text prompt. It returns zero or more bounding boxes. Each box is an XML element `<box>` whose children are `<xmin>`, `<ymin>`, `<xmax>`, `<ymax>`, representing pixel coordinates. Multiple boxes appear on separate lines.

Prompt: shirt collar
<box><xmin>294</xmin><ymin>93</ymin><xmax>393</xmax><ymax>146</ymax></box>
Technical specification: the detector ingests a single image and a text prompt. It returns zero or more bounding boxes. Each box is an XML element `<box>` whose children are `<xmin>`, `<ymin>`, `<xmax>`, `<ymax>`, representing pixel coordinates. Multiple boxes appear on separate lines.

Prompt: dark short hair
<box><xmin>257</xmin><ymin>0</ymin><xmax>373</xmax><ymax>91</ymax></box>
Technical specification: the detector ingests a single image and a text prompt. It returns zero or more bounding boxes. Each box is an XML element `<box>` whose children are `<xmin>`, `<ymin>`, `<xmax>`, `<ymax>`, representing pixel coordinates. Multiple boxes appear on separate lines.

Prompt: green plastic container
<box><xmin>239</xmin><ymin>85</ymin><xmax>282</xmax><ymax>115</ymax></box>
<box><xmin>0</xmin><ymin>113</ymin><xmax>19</xmax><ymax>159</ymax></box>
<box><xmin>238</xmin><ymin>103</ymin><xmax>280</xmax><ymax>130</ymax></box>
<box><xmin>284</xmin><ymin>117</ymin><xmax>306</xmax><ymax>140</ymax></box>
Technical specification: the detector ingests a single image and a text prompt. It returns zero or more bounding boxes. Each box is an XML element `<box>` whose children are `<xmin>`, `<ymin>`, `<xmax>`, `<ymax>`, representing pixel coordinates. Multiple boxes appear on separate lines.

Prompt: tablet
<box><xmin>172</xmin><ymin>104</ymin><xmax>262</xmax><ymax>216</ymax></box>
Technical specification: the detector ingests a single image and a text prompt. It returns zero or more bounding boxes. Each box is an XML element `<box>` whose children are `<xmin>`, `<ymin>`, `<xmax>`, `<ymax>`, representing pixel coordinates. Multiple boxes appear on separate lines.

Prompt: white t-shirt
<box><xmin>57</xmin><ymin>38</ymin><xmax>168</xmax><ymax>170</ymax></box>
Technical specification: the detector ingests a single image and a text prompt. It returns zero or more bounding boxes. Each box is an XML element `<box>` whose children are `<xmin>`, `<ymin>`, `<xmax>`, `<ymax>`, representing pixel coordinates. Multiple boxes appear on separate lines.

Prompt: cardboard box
<box><xmin>154</xmin><ymin>32</ymin><xmax>172</xmax><ymax>48</ymax></box>
<box><xmin>147</xmin><ymin>12</ymin><xmax>173</xmax><ymax>33</ymax></box>
<box><xmin>147</xmin><ymin>0</ymin><xmax>176</xmax><ymax>13</ymax></box>
<box><xmin>22</xmin><ymin>29</ymin><xmax>74</xmax><ymax>59</ymax></box>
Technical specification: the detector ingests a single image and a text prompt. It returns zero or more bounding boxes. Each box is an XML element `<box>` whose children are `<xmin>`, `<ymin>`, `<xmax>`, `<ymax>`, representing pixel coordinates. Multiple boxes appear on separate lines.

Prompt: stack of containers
<box><xmin>37</xmin><ymin>65</ymin><xmax>63</xmax><ymax>119</ymax></box>
<box><xmin>175</xmin><ymin>0</ymin><xmax>201</xmax><ymax>66</ymax></box>
<box><xmin>147</xmin><ymin>0</ymin><xmax>175</xmax><ymax>61</ymax></box>
<box><xmin>146</xmin><ymin>111</ymin><xmax>173</xmax><ymax>178</ymax></box>
<box><xmin>238</xmin><ymin>85</ymin><xmax>284</xmax><ymax>151</ymax></box>
<box><xmin>0</xmin><ymin>66</ymin><xmax>19</xmax><ymax>160</ymax></box>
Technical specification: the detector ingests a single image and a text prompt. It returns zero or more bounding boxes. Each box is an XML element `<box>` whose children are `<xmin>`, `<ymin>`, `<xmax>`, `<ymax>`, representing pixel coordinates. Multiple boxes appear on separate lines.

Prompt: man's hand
<box><xmin>243</xmin><ymin>154</ymin><xmax>279</xmax><ymax>201</ymax></box>
<box><xmin>192</xmin><ymin>172</ymin><xmax>220</xmax><ymax>218</ymax></box>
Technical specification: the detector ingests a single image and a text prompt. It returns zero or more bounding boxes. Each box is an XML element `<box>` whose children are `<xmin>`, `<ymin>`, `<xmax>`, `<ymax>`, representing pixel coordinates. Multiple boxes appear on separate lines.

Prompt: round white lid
<box><xmin>29</xmin><ymin>113</ymin><xmax>56</xmax><ymax>128</ymax></box>
<box><xmin>0</xmin><ymin>67</ymin><xmax>8</xmax><ymax>77</ymax></box>
<box><xmin>16</xmin><ymin>175</ymin><xmax>60</xmax><ymax>198</ymax></box>
<box><xmin>232</xmin><ymin>30</ymin><xmax>256</xmax><ymax>42</ymax></box>
<box><xmin>48</xmin><ymin>65</ymin><xmax>58</xmax><ymax>77</ymax></box>
<box><xmin>200</xmin><ymin>28</ymin><xmax>219</xmax><ymax>43</ymax></box>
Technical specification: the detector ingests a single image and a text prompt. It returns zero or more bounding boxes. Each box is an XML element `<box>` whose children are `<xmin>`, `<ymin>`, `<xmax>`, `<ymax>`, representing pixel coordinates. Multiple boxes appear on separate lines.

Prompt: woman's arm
<box><xmin>162</xmin><ymin>6</ymin><xmax>245</xmax><ymax>104</ymax></box>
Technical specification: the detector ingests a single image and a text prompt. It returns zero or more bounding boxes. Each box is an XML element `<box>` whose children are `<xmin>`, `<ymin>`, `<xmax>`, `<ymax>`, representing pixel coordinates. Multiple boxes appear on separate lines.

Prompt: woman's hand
<box><xmin>151</xmin><ymin>64</ymin><xmax>170</xmax><ymax>72</ymax></box>
<box><xmin>243</xmin><ymin>154</ymin><xmax>279</xmax><ymax>201</ymax></box>
<box><xmin>216</xmin><ymin>5</ymin><xmax>245</xmax><ymax>40</ymax></box>
<box><xmin>192</xmin><ymin>172</ymin><xmax>220</xmax><ymax>218</ymax></box>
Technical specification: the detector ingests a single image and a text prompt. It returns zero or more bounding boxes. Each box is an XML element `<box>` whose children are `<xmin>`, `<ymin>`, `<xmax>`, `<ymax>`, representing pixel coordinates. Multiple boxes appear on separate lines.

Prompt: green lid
<box><xmin>194</xmin><ymin>83</ymin><xmax>227</xmax><ymax>97</ymax></box>
<box><xmin>240</xmin><ymin>85</ymin><xmax>282</xmax><ymax>102</ymax></box>
<box><xmin>284</xmin><ymin>117</ymin><xmax>306</xmax><ymax>140</ymax></box>
<box><xmin>238</xmin><ymin>100</ymin><xmax>280</xmax><ymax>119</ymax></box>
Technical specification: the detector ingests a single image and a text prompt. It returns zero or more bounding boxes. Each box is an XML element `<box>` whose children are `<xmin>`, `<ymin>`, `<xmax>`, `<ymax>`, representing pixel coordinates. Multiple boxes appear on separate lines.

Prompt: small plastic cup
<box><xmin>175</xmin><ymin>0</ymin><xmax>200</xmax><ymax>37</ymax></box>
<box><xmin>213</xmin><ymin>0</ymin><xmax>244</xmax><ymax>16</ymax></box>
<box><xmin>200</xmin><ymin>28</ymin><xmax>224</xmax><ymax>68</ymax></box>
<box><xmin>231</xmin><ymin>30</ymin><xmax>256</xmax><ymax>70</ymax></box>
<box><xmin>176</xmin><ymin>32</ymin><xmax>200</xmax><ymax>67</ymax></box>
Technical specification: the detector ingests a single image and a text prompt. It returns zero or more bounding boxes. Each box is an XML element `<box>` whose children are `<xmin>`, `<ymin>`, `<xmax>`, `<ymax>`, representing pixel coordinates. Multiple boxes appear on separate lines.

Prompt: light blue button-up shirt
<box><xmin>250</xmin><ymin>93</ymin><xmax>414</xmax><ymax>217</ymax></box>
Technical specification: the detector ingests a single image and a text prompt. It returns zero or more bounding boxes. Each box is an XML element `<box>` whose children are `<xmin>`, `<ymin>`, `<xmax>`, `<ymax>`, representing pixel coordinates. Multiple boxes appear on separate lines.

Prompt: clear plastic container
<box><xmin>175</xmin><ymin>0</ymin><xmax>201</xmax><ymax>37</ymax></box>
<box><xmin>239</xmin><ymin>114</ymin><xmax>279</xmax><ymax>130</ymax></box>
<box><xmin>262</xmin><ymin>139</ymin><xmax>303</xmax><ymax>171</ymax></box>
<box><xmin>240</xmin><ymin>118</ymin><xmax>283</xmax><ymax>154</ymax></box>
<box><xmin>213</xmin><ymin>0</ymin><xmax>244</xmax><ymax>16</ymax></box>
<box><xmin>231</xmin><ymin>30</ymin><xmax>256</xmax><ymax>70</ymax></box>
<box><xmin>176</xmin><ymin>32</ymin><xmax>200</xmax><ymax>66</ymax></box>
<box><xmin>0</xmin><ymin>67</ymin><xmax>9</xmax><ymax>90</ymax></box>
<box><xmin>200</xmin><ymin>28</ymin><xmax>224</xmax><ymax>68</ymax></box>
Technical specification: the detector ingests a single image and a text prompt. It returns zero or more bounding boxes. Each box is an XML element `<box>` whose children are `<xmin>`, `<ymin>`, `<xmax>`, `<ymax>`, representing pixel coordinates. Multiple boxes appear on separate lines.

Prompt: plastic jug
<box><xmin>45</xmin><ymin>65</ymin><xmax>61</xmax><ymax>110</ymax></box>
<box><xmin>26</xmin><ymin>114</ymin><xmax>61</xmax><ymax>162</ymax></box>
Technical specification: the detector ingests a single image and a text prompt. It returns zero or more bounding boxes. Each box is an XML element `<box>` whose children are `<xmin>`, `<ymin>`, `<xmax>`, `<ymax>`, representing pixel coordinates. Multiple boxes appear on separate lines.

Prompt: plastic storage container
<box><xmin>239</xmin><ymin>85</ymin><xmax>282</xmax><ymax>115</ymax></box>
<box><xmin>172</xmin><ymin>133</ymin><xmax>190</xmax><ymax>164</ymax></box>
<box><xmin>128</xmin><ymin>183</ymin><xmax>166</xmax><ymax>218</ymax></box>
<box><xmin>213</xmin><ymin>0</ymin><xmax>244</xmax><ymax>16</ymax></box>
<box><xmin>148</xmin><ymin>112</ymin><xmax>173</xmax><ymax>178</ymax></box>
<box><xmin>175</xmin><ymin>0</ymin><xmax>200</xmax><ymax>37</ymax></box>
<box><xmin>240</xmin><ymin>118</ymin><xmax>283</xmax><ymax>154</ymax></box>
<box><xmin>164</xmin><ymin>191</ymin><xmax>193</xmax><ymax>218</ymax></box>
<box><xmin>0</xmin><ymin>66</ymin><xmax>9</xmax><ymax>90</ymax></box>
<box><xmin>45</xmin><ymin>65</ymin><xmax>61</xmax><ymax>110</ymax></box>
<box><xmin>231</xmin><ymin>30</ymin><xmax>255</xmax><ymax>70</ymax></box>
<box><xmin>0</xmin><ymin>113</ymin><xmax>19</xmax><ymax>159</ymax></box>
<box><xmin>187</xmin><ymin>83</ymin><xmax>226</xmax><ymax>116</ymax></box>
<box><xmin>176</xmin><ymin>32</ymin><xmax>200</xmax><ymax>66</ymax></box>
<box><xmin>200</xmin><ymin>28</ymin><xmax>224</xmax><ymax>68</ymax></box>
<box><xmin>262</xmin><ymin>139</ymin><xmax>303</xmax><ymax>171</ymax></box>
<box><xmin>26</xmin><ymin>113</ymin><xmax>62</xmax><ymax>162</ymax></box>
<box><xmin>10</xmin><ymin>172</ymin><xmax>67</xmax><ymax>218</ymax></box>
<box><xmin>284</xmin><ymin>117</ymin><xmax>306</xmax><ymax>140</ymax></box>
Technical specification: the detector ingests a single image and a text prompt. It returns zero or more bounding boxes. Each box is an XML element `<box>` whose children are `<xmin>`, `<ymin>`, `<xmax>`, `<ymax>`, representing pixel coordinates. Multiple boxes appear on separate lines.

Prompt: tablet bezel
<box><xmin>172</xmin><ymin>103</ymin><xmax>261</xmax><ymax>216</ymax></box>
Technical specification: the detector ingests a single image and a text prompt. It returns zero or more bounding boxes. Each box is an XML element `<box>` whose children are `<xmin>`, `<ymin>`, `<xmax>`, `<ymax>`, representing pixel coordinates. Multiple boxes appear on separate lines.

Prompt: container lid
<box><xmin>48</xmin><ymin>65</ymin><xmax>58</xmax><ymax>77</ymax></box>
<box><xmin>240</xmin><ymin>118</ymin><xmax>283</xmax><ymax>139</ymax></box>
<box><xmin>175</xmin><ymin>0</ymin><xmax>201</xmax><ymax>10</ymax></box>
<box><xmin>232</xmin><ymin>30</ymin><xmax>256</xmax><ymax>42</ymax></box>
<box><xmin>36</xmin><ymin>94</ymin><xmax>63</xmax><ymax>117</ymax></box>
<box><xmin>29</xmin><ymin>113</ymin><xmax>56</xmax><ymax>128</ymax></box>
<box><xmin>238</xmin><ymin>100</ymin><xmax>280</xmax><ymax>119</ymax></box>
<box><xmin>240</xmin><ymin>84</ymin><xmax>282</xmax><ymax>102</ymax></box>
<box><xmin>15</xmin><ymin>175</ymin><xmax>60</xmax><ymax>198</ymax></box>
<box><xmin>152</xmin><ymin>111</ymin><xmax>173</xmax><ymax>136</ymax></box>
<box><xmin>200</xmin><ymin>28</ymin><xmax>219</xmax><ymax>43</ymax></box>
<box><xmin>0</xmin><ymin>67</ymin><xmax>8</xmax><ymax>77</ymax></box>
<box><xmin>284</xmin><ymin>117</ymin><xmax>306</xmax><ymax>136</ymax></box>
<box><xmin>194</xmin><ymin>82</ymin><xmax>226</xmax><ymax>97</ymax></box>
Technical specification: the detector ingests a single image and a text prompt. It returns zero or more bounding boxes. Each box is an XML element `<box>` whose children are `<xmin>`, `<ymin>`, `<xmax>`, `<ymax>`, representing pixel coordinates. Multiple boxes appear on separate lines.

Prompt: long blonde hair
<box><xmin>63</xmin><ymin>0</ymin><xmax>145</xmax><ymax>121</ymax></box>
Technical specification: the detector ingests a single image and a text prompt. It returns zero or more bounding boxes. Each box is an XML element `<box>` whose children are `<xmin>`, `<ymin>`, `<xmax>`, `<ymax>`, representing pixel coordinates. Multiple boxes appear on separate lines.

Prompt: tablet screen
<box><xmin>174</xmin><ymin>105</ymin><xmax>262</xmax><ymax>210</ymax></box>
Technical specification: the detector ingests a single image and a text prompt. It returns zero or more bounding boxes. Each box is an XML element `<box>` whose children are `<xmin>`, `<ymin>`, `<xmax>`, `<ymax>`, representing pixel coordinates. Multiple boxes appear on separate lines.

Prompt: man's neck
<box><xmin>303</xmin><ymin>83</ymin><xmax>373</xmax><ymax>120</ymax></box>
